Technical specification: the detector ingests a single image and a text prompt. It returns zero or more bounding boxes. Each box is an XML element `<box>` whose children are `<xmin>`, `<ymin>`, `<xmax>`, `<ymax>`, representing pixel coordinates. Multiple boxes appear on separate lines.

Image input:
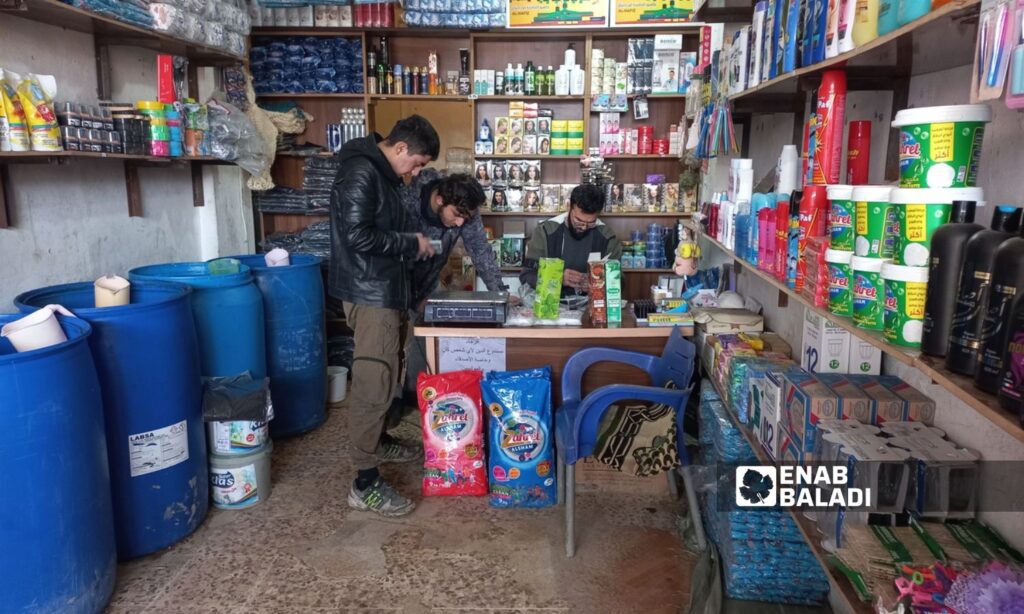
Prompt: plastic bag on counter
<box><xmin>205</xmin><ymin>96</ymin><xmax>270</xmax><ymax>176</ymax></box>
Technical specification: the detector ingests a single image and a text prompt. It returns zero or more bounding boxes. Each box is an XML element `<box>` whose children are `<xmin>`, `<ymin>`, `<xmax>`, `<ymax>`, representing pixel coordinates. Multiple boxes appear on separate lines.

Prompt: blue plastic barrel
<box><xmin>230</xmin><ymin>254</ymin><xmax>327</xmax><ymax>437</ymax></box>
<box><xmin>0</xmin><ymin>314</ymin><xmax>117</xmax><ymax>613</ymax></box>
<box><xmin>128</xmin><ymin>262</ymin><xmax>266</xmax><ymax>379</ymax></box>
<box><xmin>15</xmin><ymin>282</ymin><xmax>209</xmax><ymax>560</ymax></box>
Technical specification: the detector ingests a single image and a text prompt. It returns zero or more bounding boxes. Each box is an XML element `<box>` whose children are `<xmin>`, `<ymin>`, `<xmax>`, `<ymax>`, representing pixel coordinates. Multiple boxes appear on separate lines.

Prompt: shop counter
<box><xmin>414</xmin><ymin>313</ymin><xmax>694</xmax><ymax>402</ymax></box>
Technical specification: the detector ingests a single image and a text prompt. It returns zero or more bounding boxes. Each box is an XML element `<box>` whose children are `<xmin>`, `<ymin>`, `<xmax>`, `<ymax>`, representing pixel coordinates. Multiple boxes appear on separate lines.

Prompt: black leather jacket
<box><xmin>328</xmin><ymin>134</ymin><xmax>419</xmax><ymax>310</ymax></box>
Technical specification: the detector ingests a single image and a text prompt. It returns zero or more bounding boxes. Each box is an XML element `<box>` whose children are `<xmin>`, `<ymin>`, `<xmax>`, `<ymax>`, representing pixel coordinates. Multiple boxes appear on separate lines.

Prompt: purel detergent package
<box><xmin>418</xmin><ymin>370</ymin><xmax>488</xmax><ymax>497</ymax></box>
<box><xmin>482</xmin><ymin>367</ymin><xmax>557</xmax><ymax>508</ymax></box>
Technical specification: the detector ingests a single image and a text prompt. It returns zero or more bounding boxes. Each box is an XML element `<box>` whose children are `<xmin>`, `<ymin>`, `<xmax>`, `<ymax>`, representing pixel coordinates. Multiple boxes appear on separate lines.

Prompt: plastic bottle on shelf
<box><xmin>555</xmin><ymin>67</ymin><xmax>570</xmax><ymax>96</ymax></box>
<box><xmin>947</xmin><ymin>206</ymin><xmax>1023</xmax><ymax>375</ymax></box>
<box><xmin>997</xmin><ymin>297</ymin><xmax>1024</xmax><ymax>416</ymax></box>
<box><xmin>505</xmin><ymin>63</ymin><xmax>515</xmax><ymax>95</ymax></box>
<box><xmin>877</xmin><ymin>0</ymin><xmax>900</xmax><ymax>36</ymax></box>
<box><xmin>565</xmin><ymin>43</ymin><xmax>576</xmax><ymax>69</ymax></box>
<box><xmin>921</xmin><ymin>196</ymin><xmax>985</xmax><ymax>357</ymax></box>
<box><xmin>546</xmin><ymin>66</ymin><xmax>556</xmax><ymax>96</ymax></box>
<box><xmin>897</xmin><ymin>0</ymin><xmax>932</xmax><ymax>26</ymax></box>
<box><xmin>570</xmin><ymin>65</ymin><xmax>586</xmax><ymax>96</ymax></box>
<box><xmin>514</xmin><ymin>64</ymin><xmax>525</xmax><ymax>95</ymax></box>
<box><xmin>852</xmin><ymin>0</ymin><xmax>880</xmax><ymax>46</ymax></box>
<box><xmin>976</xmin><ymin>222</ymin><xmax>1024</xmax><ymax>392</ymax></box>
<box><xmin>525</xmin><ymin>61</ymin><xmax>536</xmax><ymax>96</ymax></box>
<box><xmin>839</xmin><ymin>0</ymin><xmax>858</xmax><ymax>52</ymax></box>
<box><xmin>777</xmin><ymin>144</ymin><xmax>800</xmax><ymax>195</ymax></box>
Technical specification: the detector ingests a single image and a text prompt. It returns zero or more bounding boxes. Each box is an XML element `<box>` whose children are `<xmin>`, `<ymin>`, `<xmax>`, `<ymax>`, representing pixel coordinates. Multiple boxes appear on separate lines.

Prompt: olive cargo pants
<box><xmin>343</xmin><ymin>302</ymin><xmax>409</xmax><ymax>471</ymax></box>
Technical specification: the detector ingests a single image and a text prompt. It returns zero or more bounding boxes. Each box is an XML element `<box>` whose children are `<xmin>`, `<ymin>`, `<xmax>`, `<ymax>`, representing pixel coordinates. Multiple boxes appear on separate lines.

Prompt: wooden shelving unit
<box><xmin>728</xmin><ymin>0</ymin><xmax>981</xmax><ymax>102</ymax></box>
<box><xmin>481</xmin><ymin>210</ymin><xmax>692</xmax><ymax>217</ymax></box>
<box><xmin>692</xmin><ymin>224</ymin><xmax>1024</xmax><ymax>443</ymax></box>
<box><xmin>702</xmin><ymin>374</ymin><xmax>872</xmax><ymax>614</ymax></box>
<box><xmin>1</xmin><ymin>0</ymin><xmax>244</xmax><ymax>63</ymax></box>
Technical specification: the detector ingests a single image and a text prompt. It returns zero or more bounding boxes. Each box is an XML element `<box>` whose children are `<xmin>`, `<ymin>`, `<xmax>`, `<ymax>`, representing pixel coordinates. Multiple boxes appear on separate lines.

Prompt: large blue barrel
<box><xmin>0</xmin><ymin>314</ymin><xmax>117</xmax><ymax>613</ymax></box>
<box><xmin>15</xmin><ymin>281</ymin><xmax>209</xmax><ymax>560</ymax></box>
<box><xmin>231</xmin><ymin>254</ymin><xmax>327</xmax><ymax>437</ymax></box>
<box><xmin>128</xmin><ymin>262</ymin><xmax>266</xmax><ymax>379</ymax></box>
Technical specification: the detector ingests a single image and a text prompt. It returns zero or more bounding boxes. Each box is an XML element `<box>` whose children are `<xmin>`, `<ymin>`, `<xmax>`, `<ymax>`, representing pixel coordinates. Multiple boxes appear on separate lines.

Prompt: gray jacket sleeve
<box><xmin>462</xmin><ymin>215</ymin><xmax>507</xmax><ymax>291</ymax></box>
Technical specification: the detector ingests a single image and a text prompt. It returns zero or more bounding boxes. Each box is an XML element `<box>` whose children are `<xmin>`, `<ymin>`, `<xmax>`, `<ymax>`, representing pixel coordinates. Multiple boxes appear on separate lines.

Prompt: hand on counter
<box><xmin>563</xmin><ymin>269</ymin><xmax>588</xmax><ymax>290</ymax></box>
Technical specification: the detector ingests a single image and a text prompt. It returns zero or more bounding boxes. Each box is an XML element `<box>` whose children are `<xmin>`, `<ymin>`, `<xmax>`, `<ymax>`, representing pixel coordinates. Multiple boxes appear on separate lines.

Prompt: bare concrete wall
<box><xmin>0</xmin><ymin>16</ymin><xmax>253</xmax><ymax>309</ymax></box>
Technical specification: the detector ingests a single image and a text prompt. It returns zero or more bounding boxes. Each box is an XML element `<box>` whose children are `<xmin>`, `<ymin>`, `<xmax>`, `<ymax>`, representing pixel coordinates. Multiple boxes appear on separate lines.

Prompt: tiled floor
<box><xmin>106</xmin><ymin>403</ymin><xmax>696</xmax><ymax>613</ymax></box>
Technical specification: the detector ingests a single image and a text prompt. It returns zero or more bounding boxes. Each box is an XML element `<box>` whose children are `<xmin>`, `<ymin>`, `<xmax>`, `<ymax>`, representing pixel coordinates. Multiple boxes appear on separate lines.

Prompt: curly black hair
<box><xmin>436</xmin><ymin>173</ymin><xmax>486</xmax><ymax>217</ymax></box>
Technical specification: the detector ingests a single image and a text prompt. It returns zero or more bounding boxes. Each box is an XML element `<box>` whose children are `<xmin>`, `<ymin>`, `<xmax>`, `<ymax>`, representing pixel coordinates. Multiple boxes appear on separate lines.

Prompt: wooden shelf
<box><xmin>482</xmin><ymin>211</ymin><xmax>692</xmax><ymax>217</ymax></box>
<box><xmin>1</xmin><ymin>0</ymin><xmax>244</xmax><ymax>63</ymax></box>
<box><xmin>603</xmin><ymin>155</ymin><xmax>681</xmax><ymax>160</ymax></box>
<box><xmin>693</xmin><ymin>223</ymin><xmax>1024</xmax><ymax>443</ymax></box>
<box><xmin>252</xmin><ymin>26</ymin><xmax>478</xmax><ymax>38</ymax></box>
<box><xmin>474</xmin><ymin>155</ymin><xmax>580</xmax><ymax>160</ymax></box>
<box><xmin>627</xmin><ymin>94</ymin><xmax>687</xmax><ymax>99</ymax></box>
<box><xmin>476</xmin><ymin>95</ymin><xmax>586</xmax><ymax>101</ymax></box>
<box><xmin>692</xmin><ymin>1</ymin><xmax>755</xmax><ymax>23</ymax></box>
<box><xmin>0</xmin><ymin>151</ymin><xmax>227</xmax><ymax>164</ymax></box>
<box><xmin>702</xmin><ymin>374</ymin><xmax>872</xmax><ymax>614</ymax></box>
<box><xmin>257</xmin><ymin>93</ymin><xmax>365</xmax><ymax>99</ymax></box>
<box><xmin>729</xmin><ymin>0</ymin><xmax>981</xmax><ymax>102</ymax></box>
<box><xmin>370</xmin><ymin>94</ymin><xmax>470</xmax><ymax>101</ymax></box>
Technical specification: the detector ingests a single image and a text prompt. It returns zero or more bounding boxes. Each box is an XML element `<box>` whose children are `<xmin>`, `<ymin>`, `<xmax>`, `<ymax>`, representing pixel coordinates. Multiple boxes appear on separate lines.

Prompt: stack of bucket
<box><xmin>824</xmin><ymin>104</ymin><xmax>992</xmax><ymax>350</ymax></box>
<box><xmin>129</xmin><ymin>259</ymin><xmax>273</xmax><ymax>511</ymax></box>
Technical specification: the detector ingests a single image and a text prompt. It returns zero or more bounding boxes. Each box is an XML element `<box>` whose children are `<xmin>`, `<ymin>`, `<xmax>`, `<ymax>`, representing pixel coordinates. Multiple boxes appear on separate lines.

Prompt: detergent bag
<box><xmin>482</xmin><ymin>367</ymin><xmax>556</xmax><ymax>508</ymax></box>
<box><xmin>418</xmin><ymin>369</ymin><xmax>488</xmax><ymax>497</ymax></box>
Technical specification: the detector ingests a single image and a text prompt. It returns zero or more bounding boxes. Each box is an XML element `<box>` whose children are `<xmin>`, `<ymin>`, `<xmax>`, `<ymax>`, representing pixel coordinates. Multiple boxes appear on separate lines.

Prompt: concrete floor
<box><xmin>105</xmin><ymin>404</ymin><xmax>696</xmax><ymax>613</ymax></box>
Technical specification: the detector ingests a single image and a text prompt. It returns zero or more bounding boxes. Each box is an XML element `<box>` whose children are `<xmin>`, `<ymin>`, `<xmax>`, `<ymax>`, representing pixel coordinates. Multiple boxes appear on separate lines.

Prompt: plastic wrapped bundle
<box><xmin>698</xmin><ymin>381</ymin><xmax>756</xmax><ymax>464</ymax></box>
<box><xmin>727</xmin><ymin>356</ymin><xmax>796</xmax><ymax>425</ymax></box>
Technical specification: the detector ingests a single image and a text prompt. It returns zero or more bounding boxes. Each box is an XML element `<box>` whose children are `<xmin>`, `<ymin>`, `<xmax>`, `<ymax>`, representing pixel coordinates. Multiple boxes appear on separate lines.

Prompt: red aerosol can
<box><xmin>812</xmin><ymin>70</ymin><xmax>846</xmax><ymax>185</ymax></box>
<box><xmin>846</xmin><ymin>120</ymin><xmax>871</xmax><ymax>185</ymax></box>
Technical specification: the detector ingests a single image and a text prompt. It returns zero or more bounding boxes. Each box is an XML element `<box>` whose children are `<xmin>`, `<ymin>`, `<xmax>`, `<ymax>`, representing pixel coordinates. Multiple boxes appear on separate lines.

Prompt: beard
<box><xmin>567</xmin><ymin>223</ymin><xmax>592</xmax><ymax>241</ymax></box>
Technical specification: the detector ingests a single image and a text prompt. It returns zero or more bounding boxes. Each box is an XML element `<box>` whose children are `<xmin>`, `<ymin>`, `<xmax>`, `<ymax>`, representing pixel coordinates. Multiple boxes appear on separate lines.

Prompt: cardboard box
<box><xmin>755</xmin><ymin>370</ymin><xmax>789</xmax><ymax>461</ymax></box>
<box><xmin>850</xmin><ymin>375</ymin><xmax>907</xmax><ymax>425</ymax></box>
<box><xmin>876</xmin><ymin>376</ymin><xmax>936</xmax><ymax>425</ymax></box>
<box><xmin>653</xmin><ymin>34</ymin><xmax>683</xmax><ymax>94</ymax></box>
<box><xmin>778</xmin><ymin>426</ymin><xmax>806</xmax><ymax>463</ymax></box>
<box><xmin>782</xmin><ymin>370</ymin><xmax>839</xmax><ymax>456</ymax></box>
<box><xmin>801</xmin><ymin>310</ymin><xmax>849</xmax><ymax>374</ymax></box>
<box><xmin>848</xmin><ymin>338</ymin><xmax>882</xmax><ymax>375</ymax></box>
<box><xmin>606</xmin><ymin>260</ymin><xmax>622</xmax><ymax>323</ymax></box>
<box><xmin>816</xmin><ymin>373</ymin><xmax>873</xmax><ymax>424</ymax></box>
<box><xmin>575</xmin><ymin>457</ymin><xmax>670</xmax><ymax>497</ymax></box>
<box><xmin>692</xmin><ymin>308</ymin><xmax>764</xmax><ymax>335</ymax></box>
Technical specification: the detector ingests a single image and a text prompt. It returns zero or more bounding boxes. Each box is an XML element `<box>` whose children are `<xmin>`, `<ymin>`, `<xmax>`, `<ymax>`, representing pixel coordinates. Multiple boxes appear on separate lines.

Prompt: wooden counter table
<box><xmin>414</xmin><ymin>313</ymin><xmax>694</xmax><ymax>402</ymax></box>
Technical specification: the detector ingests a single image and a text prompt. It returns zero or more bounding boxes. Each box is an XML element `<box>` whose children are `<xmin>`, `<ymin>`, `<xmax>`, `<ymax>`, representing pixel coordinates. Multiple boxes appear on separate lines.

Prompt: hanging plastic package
<box><xmin>418</xmin><ymin>369</ymin><xmax>488</xmax><ymax>497</ymax></box>
<box><xmin>482</xmin><ymin>367</ymin><xmax>556</xmax><ymax>508</ymax></box>
<box><xmin>0</xmin><ymin>69</ymin><xmax>29</xmax><ymax>152</ymax></box>
<box><xmin>15</xmin><ymin>73</ymin><xmax>60</xmax><ymax>152</ymax></box>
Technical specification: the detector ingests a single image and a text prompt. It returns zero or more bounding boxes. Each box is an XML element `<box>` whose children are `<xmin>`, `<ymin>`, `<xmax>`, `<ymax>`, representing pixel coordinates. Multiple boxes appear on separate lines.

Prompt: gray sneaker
<box><xmin>347</xmin><ymin>478</ymin><xmax>416</xmax><ymax>517</ymax></box>
<box><xmin>377</xmin><ymin>438</ymin><xmax>422</xmax><ymax>464</ymax></box>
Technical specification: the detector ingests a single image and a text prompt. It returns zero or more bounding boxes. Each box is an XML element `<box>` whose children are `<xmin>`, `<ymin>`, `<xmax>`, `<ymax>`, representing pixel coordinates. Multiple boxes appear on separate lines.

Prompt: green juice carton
<box><xmin>606</xmin><ymin>260</ymin><xmax>622</xmax><ymax>323</ymax></box>
<box><xmin>535</xmin><ymin>258</ymin><xmax>564</xmax><ymax>320</ymax></box>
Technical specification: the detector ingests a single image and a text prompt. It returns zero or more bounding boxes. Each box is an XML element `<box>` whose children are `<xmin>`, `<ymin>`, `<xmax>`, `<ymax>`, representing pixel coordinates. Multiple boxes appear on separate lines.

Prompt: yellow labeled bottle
<box><xmin>852</xmin><ymin>0</ymin><xmax>880</xmax><ymax>46</ymax></box>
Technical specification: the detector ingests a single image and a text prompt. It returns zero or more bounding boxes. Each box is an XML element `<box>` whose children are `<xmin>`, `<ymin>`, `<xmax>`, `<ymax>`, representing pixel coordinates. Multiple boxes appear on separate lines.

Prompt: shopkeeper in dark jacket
<box><xmin>329</xmin><ymin>115</ymin><xmax>439</xmax><ymax>518</ymax></box>
<box><xmin>520</xmin><ymin>184</ymin><xmax>622</xmax><ymax>296</ymax></box>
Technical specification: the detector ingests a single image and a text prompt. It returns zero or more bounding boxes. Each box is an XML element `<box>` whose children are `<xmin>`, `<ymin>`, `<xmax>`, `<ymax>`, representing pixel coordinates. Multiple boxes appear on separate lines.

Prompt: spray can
<box><xmin>846</xmin><ymin>120</ymin><xmax>871</xmax><ymax>184</ymax></box>
<box><xmin>797</xmin><ymin>185</ymin><xmax>829</xmax><ymax>292</ymax></box>
<box><xmin>775</xmin><ymin>193</ymin><xmax>792</xmax><ymax>281</ymax></box>
<box><xmin>812</xmin><ymin>70</ymin><xmax>846</xmax><ymax>185</ymax></box>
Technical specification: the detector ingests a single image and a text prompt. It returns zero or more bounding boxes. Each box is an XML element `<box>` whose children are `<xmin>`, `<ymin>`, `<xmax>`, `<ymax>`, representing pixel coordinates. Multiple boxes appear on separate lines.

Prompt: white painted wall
<box><xmin>701</xmin><ymin>41</ymin><xmax>1024</xmax><ymax>546</ymax></box>
<box><xmin>0</xmin><ymin>16</ymin><xmax>254</xmax><ymax>310</ymax></box>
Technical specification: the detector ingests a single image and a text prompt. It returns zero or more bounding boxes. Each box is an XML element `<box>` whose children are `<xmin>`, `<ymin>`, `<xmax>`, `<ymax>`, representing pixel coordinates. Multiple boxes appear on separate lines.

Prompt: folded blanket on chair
<box><xmin>593</xmin><ymin>394</ymin><xmax>680</xmax><ymax>477</ymax></box>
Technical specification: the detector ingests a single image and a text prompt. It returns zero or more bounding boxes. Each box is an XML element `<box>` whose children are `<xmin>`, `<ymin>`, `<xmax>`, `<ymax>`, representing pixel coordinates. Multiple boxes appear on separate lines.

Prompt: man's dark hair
<box><xmin>437</xmin><ymin>174</ymin><xmax>485</xmax><ymax>217</ymax></box>
<box><xmin>384</xmin><ymin>115</ymin><xmax>440</xmax><ymax>159</ymax></box>
<box><xmin>569</xmin><ymin>184</ymin><xmax>605</xmax><ymax>215</ymax></box>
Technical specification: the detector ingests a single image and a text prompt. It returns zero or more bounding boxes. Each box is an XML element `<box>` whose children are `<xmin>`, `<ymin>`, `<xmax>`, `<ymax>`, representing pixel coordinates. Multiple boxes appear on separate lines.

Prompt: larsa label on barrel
<box><xmin>128</xmin><ymin>420</ymin><xmax>189</xmax><ymax>477</ymax></box>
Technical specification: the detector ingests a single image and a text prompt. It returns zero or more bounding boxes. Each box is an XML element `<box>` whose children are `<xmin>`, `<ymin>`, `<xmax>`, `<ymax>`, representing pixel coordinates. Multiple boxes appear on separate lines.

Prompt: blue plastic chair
<box><xmin>555</xmin><ymin>326</ymin><xmax>704</xmax><ymax>557</ymax></box>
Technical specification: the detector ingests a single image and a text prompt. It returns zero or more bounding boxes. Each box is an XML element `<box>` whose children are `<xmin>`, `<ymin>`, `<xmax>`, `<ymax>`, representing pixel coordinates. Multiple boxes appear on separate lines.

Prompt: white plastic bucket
<box><xmin>264</xmin><ymin>248</ymin><xmax>290</xmax><ymax>267</ymax></box>
<box><xmin>206</xmin><ymin>420</ymin><xmax>270</xmax><ymax>455</ymax></box>
<box><xmin>209</xmin><ymin>441</ymin><xmax>273</xmax><ymax>510</ymax></box>
<box><xmin>94</xmin><ymin>275</ymin><xmax>131</xmax><ymax>307</ymax></box>
<box><xmin>328</xmin><ymin>366</ymin><xmax>348</xmax><ymax>403</ymax></box>
<box><xmin>0</xmin><ymin>304</ymin><xmax>76</xmax><ymax>352</ymax></box>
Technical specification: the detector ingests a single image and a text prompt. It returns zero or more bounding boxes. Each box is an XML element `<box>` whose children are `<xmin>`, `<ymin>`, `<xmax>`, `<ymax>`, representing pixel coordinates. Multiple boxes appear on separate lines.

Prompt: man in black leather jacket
<box><xmin>330</xmin><ymin>115</ymin><xmax>439</xmax><ymax>517</ymax></box>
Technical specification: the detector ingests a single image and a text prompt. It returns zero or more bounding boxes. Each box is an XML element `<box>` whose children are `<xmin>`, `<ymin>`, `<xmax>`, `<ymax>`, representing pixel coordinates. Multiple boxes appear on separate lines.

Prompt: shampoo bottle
<box><xmin>947</xmin><ymin>206</ymin><xmax>1023</xmax><ymax>375</ymax></box>
<box><xmin>976</xmin><ymin>221</ymin><xmax>1024</xmax><ymax>392</ymax></box>
<box><xmin>921</xmin><ymin>196</ymin><xmax>984</xmax><ymax>357</ymax></box>
<box><xmin>997</xmin><ymin>296</ymin><xmax>1024</xmax><ymax>417</ymax></box>
<box><xmin>852</xmin><ymin>0</ymin><xmax>880</xmax><ymax>46</ymax></box>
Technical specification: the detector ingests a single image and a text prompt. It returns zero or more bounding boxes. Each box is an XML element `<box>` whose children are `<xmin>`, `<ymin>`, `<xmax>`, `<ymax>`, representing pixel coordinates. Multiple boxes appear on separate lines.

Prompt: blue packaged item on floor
<box><xmin>482</xmin><ymin>367</ymin><xmax>557</xmax><ymax>508</ymax></box>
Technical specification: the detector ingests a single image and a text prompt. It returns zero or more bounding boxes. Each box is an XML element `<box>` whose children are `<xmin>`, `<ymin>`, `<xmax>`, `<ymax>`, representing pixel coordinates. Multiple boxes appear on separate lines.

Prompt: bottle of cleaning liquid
<box><xmin>897</xmin><ymin>0</ymin><xmax>931</xmax><ymax>26</ymax></box>
<box><xmin>997</xmin><ymin>297</ymin><xmax>1024</xmax><ymax>416</ymax></box>
<box><xmin>524</xmin><ymin>61</ymin><xmax>536</xmax><ymax>96</ymax></box>
<box><xmin>947</xmin><ymin>206</ymin><xmax>1023</xmax><ymax>375</ymax></box>
<box><xmin>922</xmin><ymin>195</ymin><xmax>984</xmax><ymax>357</ymax></box>
<box><xmin>777</xmin><ymin>144</ymin><xmax>800</xmax><ymax>195</ymax></box>
<box><xmin>565</xmin><ymin>43</ymin><xmax>576</xmax><ymax>69</ymax></box>
<box><xmin>976</xmin><ymin>221</ymin><xmax>1024</xmax><ymax>392</ymax></box>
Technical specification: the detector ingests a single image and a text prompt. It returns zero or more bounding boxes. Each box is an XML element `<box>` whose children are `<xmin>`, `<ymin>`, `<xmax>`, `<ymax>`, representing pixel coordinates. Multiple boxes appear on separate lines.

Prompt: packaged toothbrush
<box><xmin>1005</xmin><ymin>0</ymin><xmax>1024</xmax><ymax>108</ymax></box>
<box><xmin>972</xmin><ymin>0</ymin><xmax>1016</xmax><ymax>102</ymax></box>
